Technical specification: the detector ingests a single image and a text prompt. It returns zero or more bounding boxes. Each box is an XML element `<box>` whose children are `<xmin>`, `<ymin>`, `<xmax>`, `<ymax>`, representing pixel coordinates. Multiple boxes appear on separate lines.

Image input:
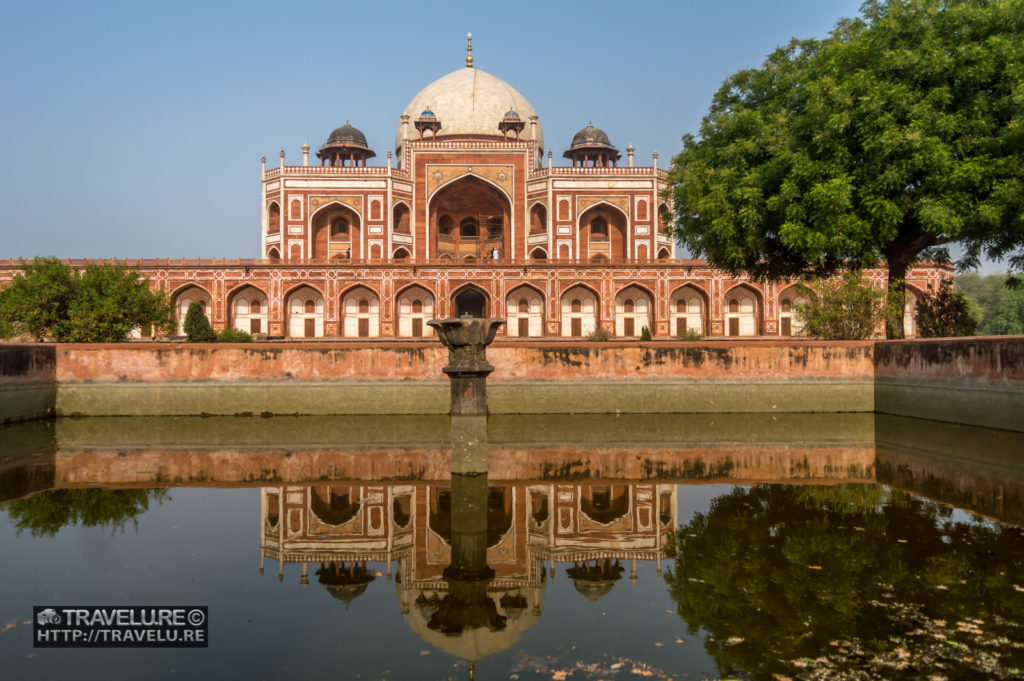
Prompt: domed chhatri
<box><xmin>564</xmin><ymin>123</ymin><xmax>620</xmax><ymax>168</ymax></box>
<box><xmin>396</xmin><ymin>67</ymin><xmax>543</xmax><ymax>158</ymax></box>
<box><xmin>498</xmin><ymin>108</ymin><xmax>525</xmax><ymax>139</ymax></box>
<box><xmin>318</xmin><ymin>121</ymin><xmax>375</xmax><ymax>167</ymax></box>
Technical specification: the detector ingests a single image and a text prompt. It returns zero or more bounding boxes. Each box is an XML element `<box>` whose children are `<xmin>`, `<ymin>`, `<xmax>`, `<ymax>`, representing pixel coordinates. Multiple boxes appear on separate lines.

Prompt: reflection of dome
<box><xmin>397</xmin><ymin>68</ymin><xmax>543</xmax><ymax>154</ymax></box>
<box><xmin>569</xmin><ymin>123</ymin><xmax>614</xmax><ymax>150</ymax></box>
<box><xmin>398</xmin><ymin>580</ymin><xmax>545</xmax><ymax>662</ymax></box>
<box><xmin>566</xmin><ymin>559</ymin><xmax>625</xmax><ymax>603</ymax></box>
<box><xmin>317</xmin><ymin>561</ymin><xmax>375</xmax><ymax>609</ymax></box>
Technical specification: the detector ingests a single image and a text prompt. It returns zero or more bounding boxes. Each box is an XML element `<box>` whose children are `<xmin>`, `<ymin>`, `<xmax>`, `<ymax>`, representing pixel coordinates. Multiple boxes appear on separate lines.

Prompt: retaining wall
<box><xmin>1</xmin><ymin>337</ymin><xmax>1021</xmax><ymax>430</ymax></box>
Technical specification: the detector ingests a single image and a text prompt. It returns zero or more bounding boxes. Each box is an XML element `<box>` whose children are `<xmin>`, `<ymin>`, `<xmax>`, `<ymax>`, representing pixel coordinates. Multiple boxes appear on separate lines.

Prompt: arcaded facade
<box><xmin>0</xmin><ymin>40</ymin><xmax>950</xmax><ymax>339</ymax></box>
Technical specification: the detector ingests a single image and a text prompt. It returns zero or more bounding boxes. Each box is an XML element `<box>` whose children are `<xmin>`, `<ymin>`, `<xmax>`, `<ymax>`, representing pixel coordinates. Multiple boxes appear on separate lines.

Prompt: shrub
<box><xmin>639</xmin><ymin>325</ymin><xmax>653</xmax><ymax>341</ymax></box>
<box><xmin>217</xmin><ymin>327</ymin><xmax>254</xmax><ymax>343</ymax></box>
<box><xmin>183</xmin><ymin>301</ymin><xmax>216</xmax><ymax>342</ymax></box>
<box><xmin>677</xmin><ymin>328</ymin><xmax>702</xmax><ymax>341</ymax></box>
<box><xmin>586</xmin><ymin>326</ymin><xmax>612</xmax><ymax>341</ymax></box>
<box><xmin>794</xmin><ymin>272</ymin><xmax>884</xmax><ymax>340</ymax></box>
<box><xmin>915</xmin><ymin>280</ymin><xmax>978</xmax><ymax>337</ymax></box>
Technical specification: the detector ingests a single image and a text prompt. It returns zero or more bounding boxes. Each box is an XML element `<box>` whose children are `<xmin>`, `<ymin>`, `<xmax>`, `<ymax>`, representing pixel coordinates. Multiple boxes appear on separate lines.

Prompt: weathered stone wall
<box><xmin>874</xmin><ymin>336</ymin><xmax>1024</xmax><ymax>432</ymax></box>
<box><xmin>0</xmin><ymin>344</ymin><xmax>56</xmax><ymax>423</ymax></box>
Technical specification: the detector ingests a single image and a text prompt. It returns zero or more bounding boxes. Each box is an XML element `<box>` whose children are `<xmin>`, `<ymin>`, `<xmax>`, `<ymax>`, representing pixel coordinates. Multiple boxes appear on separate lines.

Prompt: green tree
<box><xmin>794</xmin><ymin>272</ymin><xmax>884</xmax><ymax>340</ymax></box>
<box><xmin>66</xmin><ymin>264</ymin><xmax>174</xmax><ymax>341</ymax></box>
<box><xmin>914</xmin><ymin>279</ymin><xmax>978</xmax><ymax>337</ymax></box>
<box><xmin>183</xmin><ymin>300</ymin><xmax>216</xmax><ymax>342</ymax></box>
<box><xmin>216</xmin><ymin>327</ymin><xmax>253</xmax><ymax>342</ymax></box>
<box><xmin>984</xmin><ymin>286</ymin><xmax>1024</xmax><ymax>334</ymax></box>
<box><xmin>639</xmin><ymin>325</ymin><xmax>652</xmax><ymax>341</ymax></box>
<box><xmin>668</xmin><ymin>0</ymin><xmax>1024</xmax><ymax>338</ymax></box>
<box><xmin>1</xmin><ymin>488</ymin><xmax>169</xmax><ymax>538</ymax></box>
<box><xmin>0</xmin><ymin>258</ymin><xmax>173</xmax><ymax>342</ymax></box>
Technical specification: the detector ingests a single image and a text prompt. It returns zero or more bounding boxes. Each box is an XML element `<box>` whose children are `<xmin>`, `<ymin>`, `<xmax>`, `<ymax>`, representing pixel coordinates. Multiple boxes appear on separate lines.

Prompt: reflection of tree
<box><xmin>665</xmin><ymin>484</ymin><xmax>1024</xmax><ymax>679</ymax></box>
<box><xmin>1</xmin><ymin>488</ymin><xmax>169</xmax><ymax>538</ymax></box>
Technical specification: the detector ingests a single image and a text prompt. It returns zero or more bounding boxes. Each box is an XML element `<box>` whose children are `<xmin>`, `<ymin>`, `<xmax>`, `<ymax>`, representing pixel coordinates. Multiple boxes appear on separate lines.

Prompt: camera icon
<box><xmin>37</xmin><ymin>608</ymin><xmax>61</xmax><ymax>626</ymax></box>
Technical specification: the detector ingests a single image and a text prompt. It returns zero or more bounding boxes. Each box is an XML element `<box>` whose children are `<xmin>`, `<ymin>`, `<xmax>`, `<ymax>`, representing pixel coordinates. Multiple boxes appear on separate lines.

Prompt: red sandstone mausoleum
<box><xmin>0</xmin><ymin>38</ymin><xmax>950</xmax><ymax>339</ymax></box>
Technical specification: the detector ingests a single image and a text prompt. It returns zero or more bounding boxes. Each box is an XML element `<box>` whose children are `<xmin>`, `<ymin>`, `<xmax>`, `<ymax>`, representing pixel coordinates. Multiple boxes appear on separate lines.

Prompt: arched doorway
<box><xmin>287</xmin><ymin>286</ymin><xmax>324</xmax><ymax>338</ymax></box>
<box><xmin>430</xmin><ymin>176</ymin><xmax>510</xmax><ymax>260</ymax></box>
<box><xmin>341</xmin><ymin>286</ymin><xmax>379</xmax><ymax>338</ymax></box>
<box><xmin>579</xmin><ymin>204</ymin><xmax>627</xmax><ymax>260</ymax></box>
<box><xmin>561</xmin><ymin>286</ymin><xmax>599</xmax><ymax>337</ymax></box>
<box><xmin>229</xmin><ymin>285</ymin><xmax>269</xmax><ymax>335</ymax></box>
<box><xmin>778</xmin><ymin>285</ymin><xmax>808</xmax><ymax>336</ymax></box>
<box><xmin>311</xmin><ymin>204</ymin><xmax>361</xmax><ymax>260</ymax></box>
<box><xmin>172</xmin><ymin>285</ymin><xmax>212</xmax><ymax>336</ymax></box>
<box><xmin>453</xmin><ymin>286</ymin><xmax>487</xmax><ymax>318</ymax></box>
<box><xmin>397</xmin><ymin>286</ymin><xmax>434</xmax><ymax>337</ymax></box>
<box><xmin>904</xmin><ymin>287</ymin><xmax>921</xmax><ymax>338</ymax></box>
<box><xmin>506</xmin><ymin>286</ymin><xmax>543</xmax><ymax>337</ymax></box>
<box><xmin>615</xmin><ymin>286</ymin><xmax>652</xmax><ymax>337</ymax></box>
<box><xmin>724</xmin><ymin>286</ymin><xmax>760</xmax><ymax>336</ymax></box>
<box><xmin>670</xmin><ymin>285</ymin><xmax>707</xmax><ymax>336</ymax></box>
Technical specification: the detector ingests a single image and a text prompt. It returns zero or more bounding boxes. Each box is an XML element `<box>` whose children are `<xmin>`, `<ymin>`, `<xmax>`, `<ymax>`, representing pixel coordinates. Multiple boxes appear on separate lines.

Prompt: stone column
<box><xmin>427</xmin><ymin>318</ymin><xmax>505</xmax><ymax>418</ymax></box>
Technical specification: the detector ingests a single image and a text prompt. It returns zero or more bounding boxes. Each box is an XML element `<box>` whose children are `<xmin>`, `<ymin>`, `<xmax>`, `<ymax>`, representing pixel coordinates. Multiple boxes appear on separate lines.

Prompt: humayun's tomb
<box><xmin>1</xmin><ymin>38</ymin><xmax>950</xmax><ymax>339</ymax></box>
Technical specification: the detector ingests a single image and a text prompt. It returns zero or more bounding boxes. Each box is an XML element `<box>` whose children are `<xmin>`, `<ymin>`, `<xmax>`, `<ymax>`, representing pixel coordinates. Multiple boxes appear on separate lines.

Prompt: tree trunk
<box><xmin>885</xmin><ymin>257</ymin><xmax>908</xmax><ymax>340</ymax></box>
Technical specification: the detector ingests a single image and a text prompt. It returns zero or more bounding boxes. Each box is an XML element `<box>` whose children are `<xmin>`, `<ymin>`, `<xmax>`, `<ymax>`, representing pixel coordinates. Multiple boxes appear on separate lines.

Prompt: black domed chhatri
<box><xmin>563</xmin><ymin>122</ymin><xmax>620</xmax><ymax>166</ymax></box>
<box><xmin>318</xmin><ymin>120</ymin><xmax>375</xmax><ymax>166</ymax></box>
<box><xmin>325</xmin><ymin>122</ymin><xmax>370</xmax><ymax>148</ymax></box>
<box><xmin>569</xmin><ymin>123</ymin><xmax>613</xmax><ymax>150</ymax></box>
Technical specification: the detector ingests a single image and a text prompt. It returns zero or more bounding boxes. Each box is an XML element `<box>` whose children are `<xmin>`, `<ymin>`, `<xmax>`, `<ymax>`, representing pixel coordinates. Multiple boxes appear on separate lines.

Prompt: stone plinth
<box><xmin>427</xmin><ymin>318</ymin><xmax>504</xmax><ymax>417</ymax></box>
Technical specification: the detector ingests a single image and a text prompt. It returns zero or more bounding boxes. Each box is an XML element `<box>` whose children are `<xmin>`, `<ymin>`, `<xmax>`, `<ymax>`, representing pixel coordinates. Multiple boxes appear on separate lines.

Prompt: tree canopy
<box><xmin>668</xmin><ymin>0</ymin><xmax>1024</xmax><ymax>337</ymax></box>
<box><xmin>0</xmin><ymin>258</ymin><xmax>173</xmax><ymax>341</ymax></box>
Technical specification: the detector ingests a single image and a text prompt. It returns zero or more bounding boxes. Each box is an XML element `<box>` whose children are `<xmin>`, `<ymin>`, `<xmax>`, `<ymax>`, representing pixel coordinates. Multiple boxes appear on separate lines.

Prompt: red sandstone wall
<box><xmin>874</xmin><ymin>336</ymin><xmax>1024</xmax><ymax>386</ymax></box>
<box><xmin>49</xmin><ymin>340</ymin><xmax>875</xmax><ymax>383</ymax></box>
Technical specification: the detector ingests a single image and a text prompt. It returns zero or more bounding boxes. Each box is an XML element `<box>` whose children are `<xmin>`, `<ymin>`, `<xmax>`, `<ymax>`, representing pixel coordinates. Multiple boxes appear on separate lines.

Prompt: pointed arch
<box><xmin>507</xmin><ymin>284</ymin><xmax>544</xmax><ymax>337</ymax></box>
<box><xmin>392</xmin><ymin>247</ymin><xmax>411</xmax><ymax>260</ymax></box>
<box><xmin>266</xmin><ymin>246</ymin><xmax>281</xmax><ymax>261</ymax></box>
<box><xmin>670</xmin><ymin>284</ymin><xmax>709</xmax><ymax>336</ymax></box>
<box><xmin>615</xmin><ymin>284</ymin><xmax>653</xmax><ymax>338</ymax></box>
<box><xmin>777</xmin><ymin>284</ymin><xmax>808</xmax><ymax>337</ymax></box>
<box><xmin>392</xmin><ymin>201</ymin><xmax>412</xmax><ymax>235</ymax></box>
<box><xmin>310</xmin><ymin>201</ymin><xmax>362</xmax><ymax>260</ymax></box>
<box><xmin>657</xmin><ymin>247</ymin><xmax>672</xmax><ymax>260</ymax></box>
<box><xmin>285</xmin><ymin>284</ymin><xmax>324</xmax><ymax>338</ymax></box>
<box><xmin>451</xmin><ymin>283</ymin><xmax>489</xmax><ymax>318</ymax></box>
<box><xmin>396</xmin><ymin>284</ymin><xmax>435</xmax><ymax>337</ymax></box>
<box><xmin>227</xmin><ymin>284</ymin><xmax>269</xmax><ymax>335</ymax></box>
<box><xmin>267</xmin><ymin>201</ymin><xmax>281</xmax><ymax>234</ymax></box>
<box><xmin>429</xmin><ymin>175</ymin><xmax>511</xmax><ymax>261</ymax></box>
<box><xmin>529</xmin><ymin>247</ymin><xmax>547</xmax><ymax>261</ymax></box>
<box><xmin>904</xmin><ymin>284</ymin><xmax>924</xmax><ymax>338</ymax></box>
<box><xmin>723</xmin><ymin>283</ymin><xmax>763</xmax><ymax>337</ymax></box>
<box><xmin>561</xmin><ymin>283</ymin><xmax>600</xmax><ymax>337</ymax></box>
<box><xmin>171</xmin><ymin>284</ymin><xmax>212</xmax><ymax>336</ymax></box>
<box><xmin>579</xmin><ymin>202</ymin><xmax>627</xmax><ymax>260</ymax></box>
<box><xmin>340</xmin><ymin>284</ymin><xmax>380</xmax><ymax>338</ymax></box>
<box><xmin>529</xmin><ymin>201</ymin><xmax>547</xmax><ymax>235</ymax></box>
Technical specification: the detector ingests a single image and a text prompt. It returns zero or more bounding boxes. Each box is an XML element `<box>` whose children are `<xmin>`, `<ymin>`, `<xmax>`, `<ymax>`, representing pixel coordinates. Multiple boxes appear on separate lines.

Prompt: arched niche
<box><xmin>310</xmin><ymin>485</ymin><xmax>360</xmax><ymax>526</ymax></box>
<box><xmin>506</xmin><ymin>285</ymin><xmax>544</xmax><ymax>337</ymax></box>
<box><xmin>579</xmin><ymin>203</ymin><xmax>627</xmax><ymax>260</ymax></box>
<box><xmin>267</xmin><ymin>202</ymin><xmax>281</xmax><ymax>234</ymax></box>
<box><xmin>393</xmin><ymin>247</ymin><xmax>411</xmax><ymax>260</ymax></box>
<box><xmin>286</xmin><ymin>285</ymin><xmax>324</xmax><ymax>338</ymax></box>
<box><xmin>615</xmin><ymin>285</ymin><xmax>652</xmax><ymax>338</ymax></box>
<box><xmin>529</xmin><ymin>203</ymin><xmax>547</xmax><ymax>235</ymax></box>
<box><xmin>778</xmin><ymin>285</ymin><xmax>808</xmax><ymax>337</ymax></box>
<box><xmin>430</xmin><ymin>176</ymin><xmax>510</xmax><ymax>261</ymax></box>
<box><xmin>580</xmin><ymin>485</ymin><xmax>630</xmax><ymax>525</ymax></box>
<box><xmin>724</xmin><ymin>284</ymin><xmax>762</xmax><ymax>337</ymax></box>
<box><xmin>341</xmin><ymin>285</ymin><xmax>380</xmax><ymax>338</ymax></box>
<box><xmin>392</xmin><ymin>202</ymin><xmax>411</xmax><ymax>235</ymax></box>
<box><xmin>529</xmin><ymin>247</ymin><xmax>547</xmax><ymax>261</ymax></box>
<box><xmin>452</xmin><ymin>285</ymin><xmax>488</xmax><ymax>318</ymax></box>
<box><xmin>311</xmin><ymin>203</ymin><xmax>362</xmax><ymax>260</ymax></box>
<box><xmin>670</xmin><ymin>285</ymin><xmax>708</xmax><ymax>336</ymax></box>
<box><xmin>172</xmin><ymin>285</ymin><xmax>212</xmax><ymax>336</ymax></box>
<box><xmin>228</xmin><ymin>285</ymin><xmax>269</xmax><ymax>335</ymax></box>
<box><xmin>396</xmin><ymin>285</ymin><xmax>434</xmax><ymax>337</ymax></box>
<box><xmin>561</xmin><ymin>285</ymin><xmax>599</xmax><ymax>337</ymax></box>
<box><xmin>266</xmin><ymin>246</ymin><xmax>281</xmax><ymax>261</ymax></box>
<box><xmin>904</xmin><ymin>286</ymin><xmax>922</xmax><ymax>338</ymax></box>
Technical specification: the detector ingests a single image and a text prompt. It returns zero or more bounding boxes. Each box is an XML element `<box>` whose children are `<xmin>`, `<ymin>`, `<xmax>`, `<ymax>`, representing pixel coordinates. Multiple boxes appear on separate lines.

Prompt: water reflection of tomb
<box><xmin>260</xmin><ymin>481</ymin><xmax>676</xmax><ymax>656</ymax></box>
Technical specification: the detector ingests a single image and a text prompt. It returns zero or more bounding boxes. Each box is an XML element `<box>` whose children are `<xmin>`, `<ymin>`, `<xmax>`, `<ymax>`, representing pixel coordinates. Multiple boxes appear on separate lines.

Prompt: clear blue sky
<box><xmin>14</xmin><ymin>0</ymin><xmax>993</xmax><ymax>268</ymax></box>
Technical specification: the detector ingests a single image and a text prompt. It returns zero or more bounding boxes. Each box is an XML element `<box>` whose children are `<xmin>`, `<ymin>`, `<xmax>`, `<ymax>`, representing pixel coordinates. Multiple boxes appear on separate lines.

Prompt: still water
<box><xmin>1</xmin><ymin>413</ymin><xmax>1023</xmax><ymax>680</ymax></box>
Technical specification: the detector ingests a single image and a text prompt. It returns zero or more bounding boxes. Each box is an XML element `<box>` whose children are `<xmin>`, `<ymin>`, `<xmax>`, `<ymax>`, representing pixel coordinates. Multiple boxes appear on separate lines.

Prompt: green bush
<box><xmin>217</xmin><ymin>327</ymin><xmax>254</xmax><ymax>343</ymax></box>
<box><xmin>639</xmin><ymin>325</ymin><xmax>653</xmax><ymax>341</ymax></box>
<box><xmin>915</xmin><ymin>280</ymin><xmax>978</xmax><ymax>337</ymax></box>
<box><xmin>586</xmin><ymin>326</ymin><xmax>612</xmax><ymax>341</ymax></box>
<box><xmin>183</xmin><ymin>301</ymin><xmax>216</xmax><ymax>342</ymax></box>
<box><xmin>794</xmin><ymin>272</ymin><xmax>884</xmax><ymax>340</ymax></box>
<box><xmin>677</xmin><ymin>328</ymin><xmax>702</xmax><ymax>341</ymax></box>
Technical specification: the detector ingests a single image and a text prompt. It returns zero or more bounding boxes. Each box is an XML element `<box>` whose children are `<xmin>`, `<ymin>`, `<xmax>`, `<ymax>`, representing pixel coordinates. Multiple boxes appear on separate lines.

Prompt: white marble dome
<box><xmin>396</xmin><ymin>67</ymin><xmax>543</xmax><ymax>155</ymax></box>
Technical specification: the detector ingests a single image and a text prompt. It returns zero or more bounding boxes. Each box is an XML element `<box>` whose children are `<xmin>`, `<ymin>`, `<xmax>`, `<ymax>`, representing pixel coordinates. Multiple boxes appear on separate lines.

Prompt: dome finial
<box><xmin>466</xmin><ymin>32</ymin><xmax>473</xmax><ymax>68</ymax></box>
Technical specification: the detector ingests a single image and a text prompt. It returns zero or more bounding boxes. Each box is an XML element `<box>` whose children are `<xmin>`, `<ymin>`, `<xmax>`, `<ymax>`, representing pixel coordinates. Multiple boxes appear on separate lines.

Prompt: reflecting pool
<box><xmin>1</xmin><ymin>414</ymin><xmax>1023</xmax><ymax>680</ymax></box>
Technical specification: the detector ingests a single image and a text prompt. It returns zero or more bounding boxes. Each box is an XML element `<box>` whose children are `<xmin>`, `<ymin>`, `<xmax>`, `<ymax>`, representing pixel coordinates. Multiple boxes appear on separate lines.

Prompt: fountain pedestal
<box><xmin>427</xmin><ymin>318</ymin><xmax>504</xmax><ymax>418</ymax></box>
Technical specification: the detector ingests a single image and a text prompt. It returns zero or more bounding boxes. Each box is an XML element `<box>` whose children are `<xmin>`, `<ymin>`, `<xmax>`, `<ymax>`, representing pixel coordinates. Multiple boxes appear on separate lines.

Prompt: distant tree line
<box><xmin>956</xmin><ymin>273</ymin><xmax>1024</xmax><ymax>335</ymax></box>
